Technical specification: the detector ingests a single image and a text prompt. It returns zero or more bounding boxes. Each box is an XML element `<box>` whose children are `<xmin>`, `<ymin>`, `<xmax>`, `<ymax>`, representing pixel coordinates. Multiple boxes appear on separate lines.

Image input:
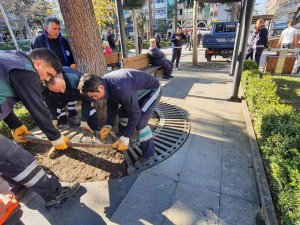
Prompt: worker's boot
<box><xmin>45</xmin><ymin>183</ymin><xmax>80</xmax><ymax>207</ymax></box>
<box><xmin>0</xmin><ymin>194</ymin><xmax>21</xmax><ymax>225</ymax></box>
<box><xmin>134</xmin><ymin>155</ymin><xmax>155</xmax><ymax>169</ymax></box>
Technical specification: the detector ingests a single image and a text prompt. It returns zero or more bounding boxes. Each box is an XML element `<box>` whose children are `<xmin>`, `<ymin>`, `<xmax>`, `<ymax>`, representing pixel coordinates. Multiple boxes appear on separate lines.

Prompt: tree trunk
<box><xmin>58</xmin><ymin>0</ymin><xmax>107</xmax><ymax>125</ymax></box>
<box><xmin>192</xmin><ymin>1</ymin><xmax>199</xmax><ymax>66</ymax></box>
<box><xmin>173</xmin><ymin>1</ymin><xmax>178</xmax><ymax>32</ymax></box>
<box><xmin>20</xmin><ymin>15</ymin><xmax>33</xmax><ymax>40</ymax></box>
<box><xmin>148</xmin><ymin>0</ymin><xmax>153</xmax><ymax>38</ymax></box>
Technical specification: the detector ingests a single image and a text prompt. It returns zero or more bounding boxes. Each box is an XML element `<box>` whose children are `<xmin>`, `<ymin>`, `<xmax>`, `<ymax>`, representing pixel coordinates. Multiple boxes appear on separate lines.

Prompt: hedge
<box><xmin>242</xmin><ymin>60</ymin><xmax>300</xmax><ymax>225</ymax></box>
<box><xmin>0</xmin><ymin>104</ymin><xmax>35</xmax><ymax>138</ymax></box>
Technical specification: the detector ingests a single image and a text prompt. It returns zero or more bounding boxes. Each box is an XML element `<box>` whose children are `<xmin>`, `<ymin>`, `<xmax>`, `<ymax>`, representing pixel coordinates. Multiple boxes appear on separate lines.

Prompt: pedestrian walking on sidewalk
<box><xmin>277</xmin><ymin>21</ymin><xmax>298</xmax><ymax>49</ymax></box>
<box><xmin>171</xmin><ymin>28</ymin><xmax>186</xmax><ymax>70</ymax></box>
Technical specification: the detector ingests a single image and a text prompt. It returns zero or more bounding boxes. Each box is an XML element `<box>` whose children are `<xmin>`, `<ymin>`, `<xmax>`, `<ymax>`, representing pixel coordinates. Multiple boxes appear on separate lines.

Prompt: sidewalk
<box><xmin>3</xmin><ymin>49</ymin><xmax>260</xmax><ymax>225</ymax></box>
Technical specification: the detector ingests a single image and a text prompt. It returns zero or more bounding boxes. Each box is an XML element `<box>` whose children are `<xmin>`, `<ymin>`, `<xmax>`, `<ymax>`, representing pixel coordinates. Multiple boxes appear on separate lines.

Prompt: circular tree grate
<box><xmin>124</xmin><ymin>101</ymin><xmax>191</xmax><ymax>174</ymax></box>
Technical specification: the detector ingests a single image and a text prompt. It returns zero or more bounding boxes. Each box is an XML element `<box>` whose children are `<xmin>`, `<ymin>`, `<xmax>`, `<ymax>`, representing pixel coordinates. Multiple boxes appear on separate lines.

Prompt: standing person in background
<box><xmin>197</xmin><ymin>30</ymin><xmax>202</xmax><ymax>47</ymax></box>
<box><xmin>252</xmin><ymin>18</ymin><xmax>268</xmax><ymax>66</ymax></box>
<box><xmin>138</xmin><ymin>35</ymin><xmax>143</xmax><ymax>54</ymax></box>
<box><xmin>185</xmin><ymin>31</ymin><xmax>193</xmax><ymax>51</ymax></box>
<box><xmin>31</xmin><ymin>17</ymin><xmax>75</xmax><ymax>68</ymax></box>
<box><xmin>277</xmin><ymin>21</ymin><xmax>298</xmax><ymax>49</ymax></box>
<box><xmin>170</xmin><ymin>28</ymin><xmax>186</xmax><ymax>71</ymax></box>
<box><xmin>105</xmin><ymin>28</ymin><xmax>116</xmax><ymax>50</ymax></box>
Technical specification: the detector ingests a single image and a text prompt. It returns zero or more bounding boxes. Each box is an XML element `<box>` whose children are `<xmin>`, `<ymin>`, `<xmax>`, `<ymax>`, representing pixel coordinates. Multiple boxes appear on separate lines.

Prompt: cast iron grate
<box><xmin>125</xmin><ymin>101</ymin><xmax>191</xmax><ymax>174</ymax></box>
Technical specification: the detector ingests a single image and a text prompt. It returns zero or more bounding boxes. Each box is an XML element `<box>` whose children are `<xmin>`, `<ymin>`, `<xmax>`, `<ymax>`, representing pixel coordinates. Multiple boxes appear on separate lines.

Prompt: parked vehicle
<box><xmin>203</xmin><ymin>21</ymin><xmax>237</xmax><ymax>62</ymax></box>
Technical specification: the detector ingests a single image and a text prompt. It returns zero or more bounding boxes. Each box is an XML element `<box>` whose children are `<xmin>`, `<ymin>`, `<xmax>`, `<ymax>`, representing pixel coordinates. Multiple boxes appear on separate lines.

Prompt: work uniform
<box><xmin>102</xmin><ymin>69</ymin><xmax>161</xmax><ymax>157</ymax></box>
<box><xmin>42</xmin><ymin>67</ymin><xmax>100</xmax><ymax>130</ymax></box>
<box><xmin>0</xmin><ymin>50</ymin><xmax>63</xmax><ymax>201</ymax></box>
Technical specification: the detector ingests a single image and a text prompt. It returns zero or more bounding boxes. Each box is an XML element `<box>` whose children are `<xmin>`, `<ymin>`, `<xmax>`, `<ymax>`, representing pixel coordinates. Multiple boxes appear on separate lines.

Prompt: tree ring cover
<box><xmin>123</xmin><ymin>0</ymin><xmax>146</xmax><ymax>9</ymax></box>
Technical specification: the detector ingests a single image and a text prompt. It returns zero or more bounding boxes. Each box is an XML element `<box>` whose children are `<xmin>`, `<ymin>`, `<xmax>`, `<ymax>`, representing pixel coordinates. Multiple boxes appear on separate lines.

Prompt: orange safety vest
<box><xmin>0</xmin><ymin>194</ymin><xmax>20</xmax><ymax>225</ymax></box>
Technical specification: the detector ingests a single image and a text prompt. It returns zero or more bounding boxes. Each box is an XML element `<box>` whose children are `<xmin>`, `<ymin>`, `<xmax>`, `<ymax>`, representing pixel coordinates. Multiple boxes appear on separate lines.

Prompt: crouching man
<box><xmin>42</xmin><ymin>66</ymin><xmax>100</xmax><ymax>132</ymax></box>
<box><xmin>78</xmin><ymin>69</ymin><xmax>161</xmax><ymax>168</ymax></box>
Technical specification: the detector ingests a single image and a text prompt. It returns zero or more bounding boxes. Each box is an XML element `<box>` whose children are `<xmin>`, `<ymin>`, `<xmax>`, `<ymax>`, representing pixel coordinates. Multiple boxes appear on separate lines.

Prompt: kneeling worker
<box><xmin>0</xmin><ymin>48</ymin><xmax>79</xmax><ymax>208</ymax></box>
<box><xmin>79</xmin><ymin>69</ymin><xmax>161</xmax><ymax>167</ymax></box>
<box><xmin>43</xmin><ymin>66</ymin><xmax>100</xmax><ymax>132</ymax></box>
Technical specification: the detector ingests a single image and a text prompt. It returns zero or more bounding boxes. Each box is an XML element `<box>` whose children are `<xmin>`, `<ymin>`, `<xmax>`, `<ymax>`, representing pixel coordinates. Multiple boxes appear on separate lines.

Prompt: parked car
<box><xmin>202</xmin><ymin>21</ymin><xmax>237</xmax><ymax>62</ymax></box>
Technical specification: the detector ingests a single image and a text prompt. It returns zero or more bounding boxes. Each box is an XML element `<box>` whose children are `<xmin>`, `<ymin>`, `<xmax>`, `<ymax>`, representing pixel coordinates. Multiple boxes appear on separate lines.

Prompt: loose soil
<box><xmin>24</xmin><ymin>114</ymin><xmax>159</xmax><ymax>183</ymax></box>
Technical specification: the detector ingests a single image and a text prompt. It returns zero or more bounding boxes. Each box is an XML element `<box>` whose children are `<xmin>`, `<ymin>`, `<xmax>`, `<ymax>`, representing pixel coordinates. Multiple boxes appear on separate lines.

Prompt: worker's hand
<box><xmin>11</xmin><ymin>125</ymin><xmax>32</xmax><ymax>143</ymax></box>
<box><xmin>70</xmin><ymin>64</ymin><xmax>77</xmax><ymax>70</ymax></box>
<box><xmin>53</xmin><ymin>120</ymin><xmax>58</xmax><ymax>129</ymax></box>
<box><xmin>112</xmin><ymin>136</ymin><xmax>129</xmax><ymax>151</ymax></box>
<box><xmin>51</xmin><ymin>135</ymin><xmax>69</xmax><ymax>150</ymax></box>
<box><xmin>80</xmin><ymin>121</ymin><xmax>93</xmax><ymax>132</ymax></box>
<box><xmin>100</xmin><ymin>125</ymin><xmax>112</xmax><ymax>141</ymax></box>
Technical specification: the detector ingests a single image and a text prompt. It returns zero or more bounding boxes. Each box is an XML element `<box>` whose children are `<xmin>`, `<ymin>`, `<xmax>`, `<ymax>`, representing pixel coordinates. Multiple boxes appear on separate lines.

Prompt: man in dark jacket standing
<box><xmin>0</xmin><ymin>48</ymin><xmax>79</xmax><ymax>207</ymax></box>
<box><xmin>246</xmin><ymin>19</ymin><xmax>268</xmax><ymax>66</ymax></box>
<box><xmin>31</xmin><ymin>17</ymin><xmax>75</xmax><ymax>68</ymax></box>
<box><xmin>105</xmin><ymin>28</ymin><xmax>116</xmax><ymax>50</ymax></box>
<box><xmin>171</xmin><ymin>28</ymin><xmax>186</xmax><ymax>70</ymax></box>
<box><xmin>79</xmin><ymin>69</ymin><xmax>162</xmax><ymax>168</ymax></box>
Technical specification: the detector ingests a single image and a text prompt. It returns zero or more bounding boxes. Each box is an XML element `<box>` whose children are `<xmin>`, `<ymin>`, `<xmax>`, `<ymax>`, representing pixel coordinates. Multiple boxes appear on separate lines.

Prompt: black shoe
<box><xmin>45</xmin><ymin>183</ymin><xmax>80</xmax><ymax>207</ymax></box>
<box><xmin>134</xmin><ymin>156</ymin><xmax>155</xmax><ymax>169</ymax></box>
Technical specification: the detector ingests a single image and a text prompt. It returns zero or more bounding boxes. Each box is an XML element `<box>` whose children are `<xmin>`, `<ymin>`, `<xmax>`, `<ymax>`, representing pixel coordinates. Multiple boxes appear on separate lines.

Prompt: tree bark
<box><xmin>173</xmin><ymin>1</ymin><xmax>178</xmax><ymax>32</ymax></box>
<box><xmin>192</xmin><ymin>1</ymin><xmax>199</xmax><ymax>66</ymax></box>
<box><xmin>58</xmin><ymin>0</ymin><xmax>107</xmax><ymax>125</ymax></box>
<box><xmin>148</xmin><ymin>0</ymin><xmax>153</xmax><ymax>38</ymax></box>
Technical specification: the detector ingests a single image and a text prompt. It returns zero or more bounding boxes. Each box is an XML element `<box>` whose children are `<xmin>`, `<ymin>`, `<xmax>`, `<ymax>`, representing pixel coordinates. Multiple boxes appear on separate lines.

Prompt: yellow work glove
<box><xmin>112</xmin><ymin>136</ymin><xmax>129</xmax><ymax>151</ymax></box>
<box><xmin>70</xmin><ymin>64</ymin><xmax>77</xmax><ymax>70</ymax></box>
<box><xmin>100</xmin><ymin>125</ymin><xmax>112</xmax><ymax>141</ymax></box>
<box><xmin>51</xmin><ymin>135</ymin><xmax>69</xmax><ymax>150</ymax></box>
<box><xmin>11</xmin><ymin>125</ymin><xmax>32</xmax><ymax>143</ymax></box>
<box><xmin>80</xmin><ymin>121</ymin><xmax>93</xmax><ymax>132</ymax></box>
<box><xmin>52</xmin><ymin>120</ymin><xmax>58</xmax><ymax>129</ymax></box>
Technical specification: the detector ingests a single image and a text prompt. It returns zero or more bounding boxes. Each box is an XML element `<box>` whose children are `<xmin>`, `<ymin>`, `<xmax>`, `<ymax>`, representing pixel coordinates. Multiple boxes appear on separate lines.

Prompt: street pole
<box><xmin>230</xmin><ymin>0</ymin><xmax>256</xmax><ymax>101</ymax></box>
<box><xmin>132</xmin><ymin>9</ymin><xmax>140</xmax><ymax>55</ymax></box>
<box><xmin>173</xmin><ymin>1</ymin><xmax>178</xmax><ymax>32</ymax></box>
<box><xmin>116</xmin><ymin>0</ymin><xmax>127</xmax><ymax>58</ymax></box>
<box><xmin>192</xmin><ymin>1</ymin><xmax>199</xmax><ymax>66</ymax></box>
<box><xmin>0</xmin><ymin>3</ymin><xmax>19</xmax><ymax>50</ymax></box>
<box><xmin>148</xmin><ymin>0</ymin><xmax>153</xmax><ymax>38</ymax></box>
<box><xmin>229</xmin><ymin>0</ymin><xmax>244</xmax><ymax>76</ymax></box>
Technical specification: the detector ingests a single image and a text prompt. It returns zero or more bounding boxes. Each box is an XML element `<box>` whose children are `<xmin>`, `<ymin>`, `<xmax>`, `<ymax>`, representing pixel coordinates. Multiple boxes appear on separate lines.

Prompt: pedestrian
<box><xmin>148</xmin><ymin>38</ymin><xmax>174</xmax><ymax>79</ymax></box>
<box><xmin>197</xmin><ymin>30</ymin><xmax>202</xmax><ymax>47</ymax></box>
<box><xmin>170</xmin><ymin>28</ymin><xmax>186</xmax><ymax>70</ymax></box>
<box><xmin>246</xmin><ymin>19</ymin><xmax>268</xmax><ymax>66</ymax></box>
<box><xmin>0</xmin><ymin>48</ymin><xmax>79</xmax><ymax>207</ymax></box>
<box><xmin>31</xmin><ymin>16</ymin><xmax>75</xmax><ymax>68</ymax></box>
<box><xmin>79</xmin><ymin>69</ymin><xmax>162</xmax><ymax>168</ymax></box>
<box><xmin>43</xmin><ymin>66</ymin><xmax>100</xmax><ymax>133</ymax></box>
<box><xmin>277</xmin><ymin>21</ymin><xmax>298</xmax><ymax>49</ymax></box>
<box><xmin>105</xmin><ymin>28</ymin><xmax>116</xmax><ymax>50</ymax></box>
<box><xmin>185</xmin><ymin>32</ymin><xmax>193</xmax><ymax>51</ymax></box>
<box><xmin>138</xmin><ymin>35</ymin><xmax>143</xmax><ymax>54</ymax></box>
<box><xmin>102</xmin><ymin>41</ymin><xmax>113</xmax><ymax>56</ymax></box>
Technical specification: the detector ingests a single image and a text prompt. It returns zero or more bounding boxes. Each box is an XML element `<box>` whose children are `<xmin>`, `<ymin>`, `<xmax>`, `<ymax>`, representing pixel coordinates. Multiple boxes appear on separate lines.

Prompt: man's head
<box><xmin>102</xmin><ymin>41</ymin><xmax>110</xmax><ymax>49</ymax></box>
<box><xmin>256</xmin><ymin>18</ymin><xmax>265</xmax><ymax>29</ymax></box>
<box><xmin>44</xmin><ymin>17</ymin><xmax>61</xmax><ymax>39</ymax></box>
<box><xmin>107</xmin><ymin>28</ymin><xmax>112</xmax><ymax>33</ymax></box>
<box><xmin>79</xmin><ymin>74</ymin><xmax>105</xmax><ymax>100</ymax></box>
<box><xmin>28</xmin><ymin>48</ymin><xmax>62</xmax><ymax>82</ymax></box>
<box><xmin>46</xmin><ymin>74</ymin><xmax>66</xmax><ymax>93</ymax></box>
<box><xmin>149</xmin><ymin>38</ymin><xmax>157</xmax><ymax>48</ymax></box>
<box><xmin>177</xmin><ymin>28</ymin><xmax>182</xmax><ymax>33</ymax></box>
<box><xmin>288</xmin><ymin>20</ymin><xmax>295</xmax><ymax>27</ymax></box>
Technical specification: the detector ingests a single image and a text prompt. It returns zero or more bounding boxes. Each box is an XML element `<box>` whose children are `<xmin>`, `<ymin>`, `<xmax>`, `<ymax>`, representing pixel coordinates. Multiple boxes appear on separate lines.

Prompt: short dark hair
<box><xmin>289</xmin><ymin>20</ymin><xmax>295</xmax><ymax>26</ymax></box>
<box><xmin>79</xmin><ymin>73</ymin><xmax>103</xmax><ymax>94</ymax></box>
<box><xmin>28</xmin><ymin>48</ymin><xmax>62</xmax><ymax>73</ymax></box>
<box><xmin>44</xmin><ymin>16</ymin><xmax>60</xmax><ymax>27</ymax></box>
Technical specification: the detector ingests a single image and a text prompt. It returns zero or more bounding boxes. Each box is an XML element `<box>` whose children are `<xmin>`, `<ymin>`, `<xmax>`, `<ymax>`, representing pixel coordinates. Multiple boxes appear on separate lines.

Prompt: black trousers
<box><xmin>246</xmin><ymin>48</ymin><xmax>264</xmax><ymax>66</ymax></box>
<box><xmin>0</xmin><ymin>135</ymin><xmax>62</xmax><ymax>202</ymax></box>
<box><xmin>171</xmin><ymin>48</ymin><xmax>182</xmax><ymax>68</ymax></box>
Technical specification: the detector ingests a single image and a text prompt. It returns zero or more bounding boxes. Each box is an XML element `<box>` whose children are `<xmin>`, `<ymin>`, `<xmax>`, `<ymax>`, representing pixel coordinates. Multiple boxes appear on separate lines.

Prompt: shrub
<box><xmin>242</xmin><ymin>70</ymin><xmax>300</xmax><ymax>225</ymax></box>
<box><xmin>243</xmin><ymin>60</ymin><xmax>258</xmax><ymax>71</ymax></box>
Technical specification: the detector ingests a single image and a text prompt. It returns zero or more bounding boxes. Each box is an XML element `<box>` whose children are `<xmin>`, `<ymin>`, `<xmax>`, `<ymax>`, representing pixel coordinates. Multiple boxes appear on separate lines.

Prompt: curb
<box><xmin>241</xmin><ymin>97</ymin><xmax>279</xmax><ymax>225</ymax></box>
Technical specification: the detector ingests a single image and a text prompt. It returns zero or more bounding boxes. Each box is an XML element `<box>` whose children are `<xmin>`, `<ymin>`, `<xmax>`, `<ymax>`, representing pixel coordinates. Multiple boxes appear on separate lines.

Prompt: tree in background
<box><xmin>92</xmin><ymin>0</ymin><xmax>116</xmax><ymax>32</ymax></box>
<box><xmin>136</xmin><ymin>9</ymin><xmax>146</xmax><ymax>38</ymax></box>
<box><xmin>158</xmin><ymin>20</ymin><xmax>169</xmax><ymax>34</ymax></box>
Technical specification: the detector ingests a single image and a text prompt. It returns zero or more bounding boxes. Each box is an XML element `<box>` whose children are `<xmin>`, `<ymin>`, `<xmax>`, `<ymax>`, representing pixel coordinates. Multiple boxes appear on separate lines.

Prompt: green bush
<box><xmin>242</xmin><ymin>70</ymin><xmax>300</xmax><ymax>224</ymax></box>
<box><xmin>243</xmin><ymin>60</ymin><xmax>259</xmax><ymax>71</ymax></box>
<box><xmin>0</xmin><ymin>105</ymin><xmax>35</xmax><ymax>138</ymax></box>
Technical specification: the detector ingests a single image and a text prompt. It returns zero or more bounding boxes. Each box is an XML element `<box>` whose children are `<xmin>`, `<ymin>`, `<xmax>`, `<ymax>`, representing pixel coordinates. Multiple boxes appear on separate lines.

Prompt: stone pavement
<box><xmin>1</xmin><ymin>48</ymin><xmax>261</xmax><ymax>225</ymax></box>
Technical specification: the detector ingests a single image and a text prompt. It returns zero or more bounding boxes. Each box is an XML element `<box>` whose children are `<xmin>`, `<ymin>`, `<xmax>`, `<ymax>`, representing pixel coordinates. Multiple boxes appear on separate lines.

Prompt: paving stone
<box><xmin>179</xmin><ymin>137</ymin><xmax>223</xmax><ymax>193</ymax></box>
<box><xmin>219</xmin><ymin>194</ymin><xmax>260</xmax><ymax>225</ymax></box>
<box><xmin>111</xmin><ymin>173</ymin><xmax>176</xmax><ymax>225</ymax></box>
<box><xmin>163</xmin><ymin>182</ymin><xmax>219</xmax><ymax>225</ymax></box>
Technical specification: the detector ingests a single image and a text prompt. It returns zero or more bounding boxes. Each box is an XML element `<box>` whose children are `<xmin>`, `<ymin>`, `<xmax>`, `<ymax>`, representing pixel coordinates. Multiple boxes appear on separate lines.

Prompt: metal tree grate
<box><xmin>125</xmin><ymin>102</ymin><xmax>191</xmax><ymax>174</ymax></box>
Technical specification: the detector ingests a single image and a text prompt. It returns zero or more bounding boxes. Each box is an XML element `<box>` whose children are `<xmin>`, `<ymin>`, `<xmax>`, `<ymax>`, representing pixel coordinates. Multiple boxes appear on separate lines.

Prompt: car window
<box><xmin>215</xmin><ymin>24</ymin><xmax>224</xmax><ymax>33</ymax></box>
<box><xmin>224</xmin><ymin>24</ymin><xmax>236</xmax><ymax>32</ymax></box>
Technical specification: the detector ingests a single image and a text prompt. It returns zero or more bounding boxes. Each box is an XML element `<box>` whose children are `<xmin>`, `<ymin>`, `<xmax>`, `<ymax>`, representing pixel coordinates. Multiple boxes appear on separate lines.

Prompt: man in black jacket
<box><xmin>105</xmin><ymin>28</ymin><xmax>116</xmax><ymax>50</ymax></box>
<box><xmin>31</xmin><ymin>17</ymin><xmax>75</xmax><ymax>68</ymax></box>
<box><xmin>170</xmin><ymin>28</ymin><xmax>186</xmax><ymax>70</ymax></box>
<box><xmin>0</xmin><ymin>48</ymin><xmax>79</xmax><ymax>207</ymax></box>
